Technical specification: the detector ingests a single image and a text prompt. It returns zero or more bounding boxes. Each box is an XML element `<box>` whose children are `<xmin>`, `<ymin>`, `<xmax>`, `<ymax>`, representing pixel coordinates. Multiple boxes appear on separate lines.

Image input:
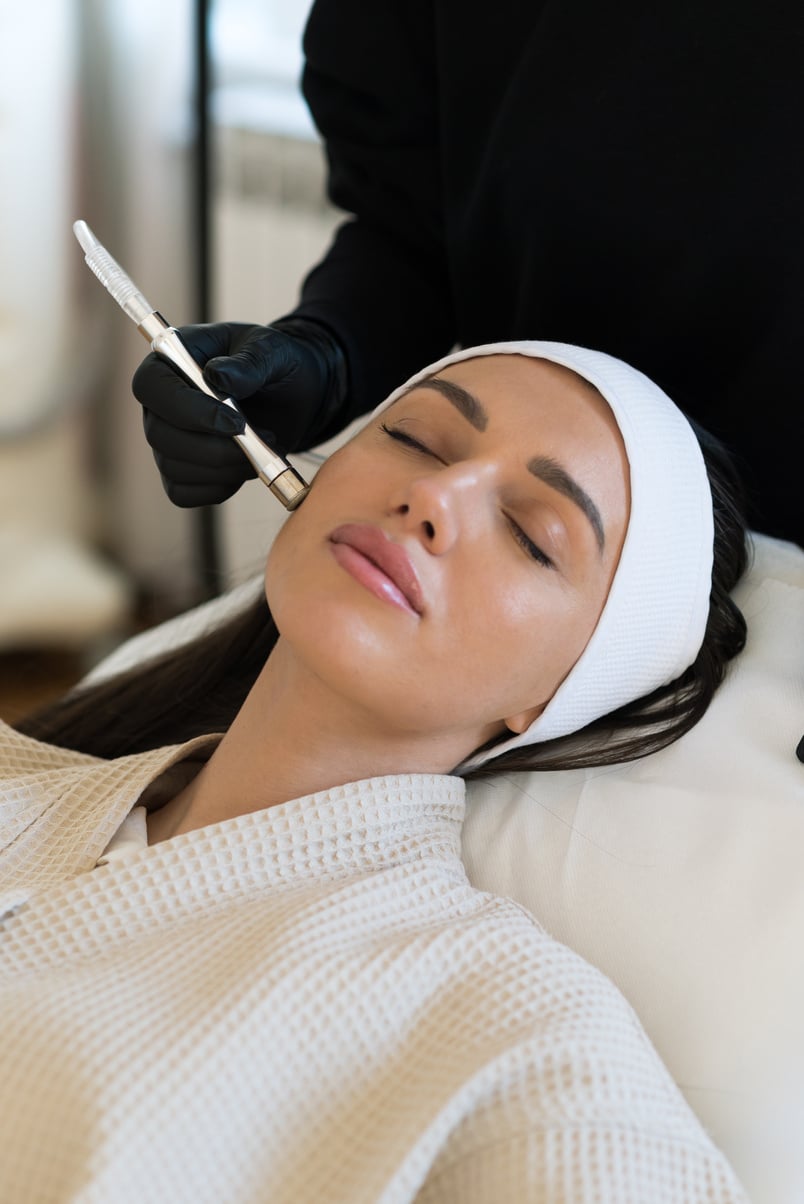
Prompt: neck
<box><xmin>147</xmin><ymin>638</ymin><xmax>475</xmax><ymax>844</ymax></box>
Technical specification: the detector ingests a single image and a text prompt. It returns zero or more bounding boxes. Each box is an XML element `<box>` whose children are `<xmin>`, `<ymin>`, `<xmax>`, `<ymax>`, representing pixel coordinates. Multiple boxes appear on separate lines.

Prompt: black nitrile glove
<box><xmin>131</xmin><ymin>317</ymin><xmax>348</xmax><ymax>507</ymax></box>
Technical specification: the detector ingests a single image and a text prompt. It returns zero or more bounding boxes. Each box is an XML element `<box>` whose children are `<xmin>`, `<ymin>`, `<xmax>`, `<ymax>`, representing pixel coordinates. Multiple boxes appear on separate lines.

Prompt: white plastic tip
<box><xmin>73</xmin><ymin>219</ymin><xmax>97</xmax><ymax>255</ymax></box>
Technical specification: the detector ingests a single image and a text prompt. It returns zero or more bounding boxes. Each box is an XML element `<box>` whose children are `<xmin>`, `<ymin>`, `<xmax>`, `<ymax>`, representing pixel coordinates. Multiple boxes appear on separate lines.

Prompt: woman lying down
<box><xmin>2</xmin><ymin>342</ymin><xmax>750</xmax><ymax>1202</ymax></box>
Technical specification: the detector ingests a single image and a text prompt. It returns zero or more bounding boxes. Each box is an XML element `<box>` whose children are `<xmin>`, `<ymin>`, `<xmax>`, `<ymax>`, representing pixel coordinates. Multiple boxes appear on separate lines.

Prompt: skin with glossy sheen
<box><xmin>148</xmin><ymin>355</ymin><xmax>630</xmax><ymax>843</ymax></box>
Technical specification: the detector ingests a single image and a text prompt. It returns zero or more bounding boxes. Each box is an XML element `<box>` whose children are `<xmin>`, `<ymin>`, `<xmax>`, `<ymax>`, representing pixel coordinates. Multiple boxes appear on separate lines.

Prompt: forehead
<box><xmin>435</xmin><ymin>353</ymin><xmax>609</xmax><ymax>418</ymax></box>
<box><xmin>401</xmin><ymin>354</ymin><xmax>624</xmax><ymax>458</ymax></box>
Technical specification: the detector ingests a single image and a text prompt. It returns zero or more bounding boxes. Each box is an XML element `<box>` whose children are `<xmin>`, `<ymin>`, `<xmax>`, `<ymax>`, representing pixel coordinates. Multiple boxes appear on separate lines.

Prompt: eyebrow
<box><xmin>409</xmin><ymin>377</ymin><xmax>489</xmax><ymax>431</ymax></box>
<box><xmin>526</xmin><ymin>456</ymin><xmax>605</xmax><ymax>553</ymax></box>
<box><xmin>406</xmin><ymin>376</ymin><xmax>606</xmax><ymax>552</ymax></box>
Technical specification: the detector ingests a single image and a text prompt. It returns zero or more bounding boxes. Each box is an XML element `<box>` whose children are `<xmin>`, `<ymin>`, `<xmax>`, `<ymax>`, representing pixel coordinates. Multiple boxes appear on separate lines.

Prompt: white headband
<box><xmin>369</xmin><ymin>341</ymin><xmax>714</xmax><ymax>768</ymax></box>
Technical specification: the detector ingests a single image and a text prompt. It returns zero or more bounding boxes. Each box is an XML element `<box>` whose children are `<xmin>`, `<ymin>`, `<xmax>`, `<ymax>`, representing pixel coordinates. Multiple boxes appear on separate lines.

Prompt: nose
<box><xmin>388</xmin><ymin>462</ymin><xmax>491</xmax><ymax>554</ymax></box>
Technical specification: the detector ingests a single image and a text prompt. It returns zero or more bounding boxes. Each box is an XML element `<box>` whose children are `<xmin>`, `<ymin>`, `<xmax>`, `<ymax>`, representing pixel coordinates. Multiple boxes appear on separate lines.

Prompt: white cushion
<box><xmin>82</xmin><ymin>575</ymin><xmax>265</xmax><ymax>685</ymax></box>
<box><xmin>87</xmin><ymin>533</ymin><xmax>804</xmax><ymax>1203</ymax></box>
<box><xmin>462</xmin><ymin>534</ymin><xmax>804</xmax><ymax>1204</ymax></box>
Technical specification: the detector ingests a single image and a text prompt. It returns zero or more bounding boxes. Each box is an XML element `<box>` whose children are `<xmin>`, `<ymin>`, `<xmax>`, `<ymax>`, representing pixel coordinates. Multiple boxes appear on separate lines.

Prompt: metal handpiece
<box><xmin>138</xmin><ymin>313</ymin><xmax>309</xmax><ymax>509</ymax></box>
<box><xmin>73</xmin><ymin>220</ymin><xmax>310</xmax><ymax>510</ymax></box>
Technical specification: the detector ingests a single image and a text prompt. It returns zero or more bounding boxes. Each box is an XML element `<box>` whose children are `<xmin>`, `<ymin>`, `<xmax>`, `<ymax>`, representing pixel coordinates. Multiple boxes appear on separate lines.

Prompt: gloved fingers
<box><xmin>153</xmin><ymin>451</ymin><xmax>254</xmax><ymax>488</ymax></box>
<box><xmin>203</xmin><ymin>326</ymin><xmax>300</xmax><ymax>400</ymax></box>
<box><xmin>133</xmin><ymin>353</ymin><xmax>245</xmax><ymax>436</ymax></box>
<box><xmin>172</xmin><ymin>322</ymin><xmax>248</xmax><ymax>362</ymax></box>
<box><xmin>142</xmin><ymin>408</ymin><xmax>247</xmax><ymax>468</ymax></box>
<box><xmin>158</xmin><ymin>476</ymin><xmax>244</xmax><ymax>509</ymax></box>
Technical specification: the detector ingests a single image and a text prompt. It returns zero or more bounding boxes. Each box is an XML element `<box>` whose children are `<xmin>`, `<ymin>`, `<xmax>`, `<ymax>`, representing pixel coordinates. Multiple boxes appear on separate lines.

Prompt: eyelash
<box><xmin>505</xmin><ymin>519</ymin><xmax>554</xmax><ymax>569</ymax></box>
<box><xmin>380</xmin><ymin>422</ymin><xmax>554</xmax><ymax>569</ymax></box>
<box><xmin>380</xmin><ymin>422</ymin><xmax>434</xmax><ymax>457</ymax></box>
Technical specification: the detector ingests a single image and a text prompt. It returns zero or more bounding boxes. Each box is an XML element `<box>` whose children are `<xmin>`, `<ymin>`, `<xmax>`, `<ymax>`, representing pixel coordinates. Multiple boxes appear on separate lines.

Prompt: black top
<box><xmin>291</xmin><ymin>0</ymin><xmax>802</xmax><ymax>544</ymax></box>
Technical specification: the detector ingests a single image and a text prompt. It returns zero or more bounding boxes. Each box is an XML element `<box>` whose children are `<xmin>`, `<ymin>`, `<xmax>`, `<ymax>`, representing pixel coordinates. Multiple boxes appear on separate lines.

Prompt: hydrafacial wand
<box><xmin>72</xmin><ymin>220</ymin><xmax>310</xmax><ymax>509</ymax></box>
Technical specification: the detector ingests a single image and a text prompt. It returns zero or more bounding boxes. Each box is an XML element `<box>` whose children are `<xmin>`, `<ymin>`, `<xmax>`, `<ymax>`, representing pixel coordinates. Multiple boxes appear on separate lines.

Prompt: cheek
<box><xmin>263</xmin><ymin>448</ymin><xmax>361</xmax><ymax>597</ymax></box>
<box><xmin>471</xmin><ymin>584</ymin><xmax>602</xmax><ymax>716</ymax></box>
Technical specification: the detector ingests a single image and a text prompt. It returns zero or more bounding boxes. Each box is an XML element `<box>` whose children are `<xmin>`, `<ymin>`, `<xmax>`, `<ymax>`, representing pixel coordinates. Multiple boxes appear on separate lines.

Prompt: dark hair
<box><xmin>16</xmin><ymin>420</ymin><xmax>749</xmax><ymax>776</ymax></box>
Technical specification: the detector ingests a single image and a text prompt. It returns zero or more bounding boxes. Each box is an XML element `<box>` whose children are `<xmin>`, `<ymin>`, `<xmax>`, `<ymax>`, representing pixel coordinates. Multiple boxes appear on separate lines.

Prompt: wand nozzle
<box><xmin>73</xmin><ymin>220</ymin><xmax>310</xmax><ymax>510</ymax></box>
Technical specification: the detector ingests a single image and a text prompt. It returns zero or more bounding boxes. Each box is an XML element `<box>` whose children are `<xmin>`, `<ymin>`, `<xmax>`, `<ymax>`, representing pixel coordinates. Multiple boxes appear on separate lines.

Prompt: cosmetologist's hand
<box><xmin>132</xmin><ymin>318</ymin><xmax>347</xmax><ymax>506</ymax></box>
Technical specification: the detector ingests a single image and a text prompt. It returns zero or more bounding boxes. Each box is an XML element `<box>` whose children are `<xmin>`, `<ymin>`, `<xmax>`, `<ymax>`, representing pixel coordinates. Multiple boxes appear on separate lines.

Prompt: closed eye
<box><xmin>380</xmin><ymin>422</ymin><xmax>440</xmax><ymax>459</ymax></box>
<box><xmin>382</xmin><ymin>421</ymin><xmax>553</xmax><ymax>568</ymax></box>
<box><xmin>506</xmin><ymin>516</ymin><xmax>554</xmax><ymax>569</ymax></box>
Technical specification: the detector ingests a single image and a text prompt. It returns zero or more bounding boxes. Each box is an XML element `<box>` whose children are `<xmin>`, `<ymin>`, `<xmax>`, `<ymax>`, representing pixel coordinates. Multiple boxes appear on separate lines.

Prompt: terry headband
<box><xmin>369</xmin><ymin>341</ymin><xmax>715</xmax><ymax>768</ymax></box>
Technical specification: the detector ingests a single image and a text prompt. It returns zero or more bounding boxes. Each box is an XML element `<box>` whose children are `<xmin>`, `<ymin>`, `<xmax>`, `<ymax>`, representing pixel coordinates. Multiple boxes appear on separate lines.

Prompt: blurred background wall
<box><xmin>0</xmin><ymin>0</ymin><xmax>338</xmax><ymax>684</ymax></box>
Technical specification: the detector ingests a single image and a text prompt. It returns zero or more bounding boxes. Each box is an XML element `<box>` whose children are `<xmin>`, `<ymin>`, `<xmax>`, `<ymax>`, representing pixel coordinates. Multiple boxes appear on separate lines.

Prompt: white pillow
<box><xmin>82</xmin><ymin>575</ymin><xmax>265</xmax><ymax>686</ymax></box>
<box><xmin>86</xmin><ymin>533</ymin><xmax>804</xmax><ymax>1203</ymax></box>
<box><xmin>463</xmin><ymin>534</ymin><xmax>804</xmax><ymax>1204</ymax></box>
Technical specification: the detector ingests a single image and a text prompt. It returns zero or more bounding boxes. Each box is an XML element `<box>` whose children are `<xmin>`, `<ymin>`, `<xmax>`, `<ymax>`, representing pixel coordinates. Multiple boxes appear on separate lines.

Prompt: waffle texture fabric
<box><xmin>369</xmin><ymin>340</ymin><xmax>714</xmax><ymax>768</ymax></box>
<box><xmin>0</xmin><ymin>721</ymin><xmax>747</xmax><ymax>1203</ymax></box>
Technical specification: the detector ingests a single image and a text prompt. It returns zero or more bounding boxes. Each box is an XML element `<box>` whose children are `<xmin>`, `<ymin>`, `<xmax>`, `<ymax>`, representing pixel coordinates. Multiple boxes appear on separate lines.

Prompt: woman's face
<box><xmin>266</xmin><ymin>354</ymin><xmax>630</xmax><ymax>771</ymax></box>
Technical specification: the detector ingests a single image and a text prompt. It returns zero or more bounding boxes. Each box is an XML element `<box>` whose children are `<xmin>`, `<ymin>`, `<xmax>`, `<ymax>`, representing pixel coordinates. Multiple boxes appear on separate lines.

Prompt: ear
<box><xmin>502</xmin><ymin>702</ymin><xmax>547</xmax><ymax>736</ymax></box>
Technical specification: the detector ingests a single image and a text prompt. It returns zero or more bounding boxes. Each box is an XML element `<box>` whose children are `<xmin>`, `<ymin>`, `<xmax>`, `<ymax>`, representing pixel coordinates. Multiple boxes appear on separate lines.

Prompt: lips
<box><xmin>329</xmin><ymin>524</ymin><xmax>424</xmax><ymax>616</ymax></box>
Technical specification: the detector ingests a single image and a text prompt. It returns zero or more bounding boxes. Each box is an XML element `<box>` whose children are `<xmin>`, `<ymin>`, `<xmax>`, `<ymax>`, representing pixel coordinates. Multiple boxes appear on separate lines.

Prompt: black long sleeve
<box><xmin>290</xmin><ymin>0</ymin><xmax>803</xmax><ymax>544</ymax></box>
<box><xmin>293</xmin><ymin>0</ymin><xmax>456</xmax><ymax>422</ymax></box>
